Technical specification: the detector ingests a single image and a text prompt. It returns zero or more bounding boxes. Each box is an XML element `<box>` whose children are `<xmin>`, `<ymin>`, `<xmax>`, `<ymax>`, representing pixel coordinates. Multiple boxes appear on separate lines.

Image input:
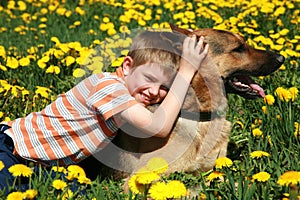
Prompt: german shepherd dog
<box><xmin>79</xmin><ymin>24</ymin><xmax>285</xmax><ymax>182</ymax></box>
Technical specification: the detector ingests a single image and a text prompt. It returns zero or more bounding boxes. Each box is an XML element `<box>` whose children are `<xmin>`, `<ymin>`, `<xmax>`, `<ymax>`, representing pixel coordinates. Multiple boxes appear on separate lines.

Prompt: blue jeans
<box><xmin>0</xmin><ymin>124</ymin><xmax>28</xmax><ymax>194</ymax></box>
<box><xmin>0</xmin><ymin>124</ymin><xmax>86</xmax><ymax>195</ymax></box>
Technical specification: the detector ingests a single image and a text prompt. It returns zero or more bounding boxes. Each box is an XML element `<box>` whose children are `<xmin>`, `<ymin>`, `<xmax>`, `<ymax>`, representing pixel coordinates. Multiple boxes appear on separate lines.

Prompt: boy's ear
<box><xmin>122</xmin><ymin>56</ymin><xmax>133</xmax><ymax>76</ymax></box>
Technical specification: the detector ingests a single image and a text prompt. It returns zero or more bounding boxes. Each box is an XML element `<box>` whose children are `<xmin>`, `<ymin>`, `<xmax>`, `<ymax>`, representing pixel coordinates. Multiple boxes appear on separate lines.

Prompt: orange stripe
<box><xmin>96</xmin><ymin>114</ymin><xmax>115</xmax><ymax>138</ymax></box>
<box><xmin>50</xmin><ymin>99</ymin><xmax>80</xmax><ymax>158</ymax></box>
<box><xmin>71</xmin><ymin>86</ymin><xmax>85</xmax><ymax>105</ymax></box>
<box><xmin>59</xmin><ymin>94</ymin><xmax>96</xmax><ymax>157</ymax></box>
<box><xmin>102</xmin><ymin>99</ymin><xmax>138</xmax><ymax>120</ymax></box>
<box><xmin>92</xmin><ymin>88</ymin><xmax>129</xmax><ymax>111</ymax></box>
<box><xmin>18</xmin><ymin>114</ymin><xmax>39</xmax><ymax>159</ymax></box>
<box><xmin>70</xmin><ymin>87</ymin><xmax>102</xmax><ymax>149</ymax></box>
<box><xmin>31</xmin><ymin>112</ymin><xmax>57</xmax><ymax>160</ymax></box>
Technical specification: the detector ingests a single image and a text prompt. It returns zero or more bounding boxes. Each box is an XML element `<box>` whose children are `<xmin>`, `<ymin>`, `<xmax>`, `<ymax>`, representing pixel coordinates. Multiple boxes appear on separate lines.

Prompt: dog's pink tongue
<box><xmin>250</xmin><ymin>84</ymin><xmax>265</xmax><ymax>97</ymax></box>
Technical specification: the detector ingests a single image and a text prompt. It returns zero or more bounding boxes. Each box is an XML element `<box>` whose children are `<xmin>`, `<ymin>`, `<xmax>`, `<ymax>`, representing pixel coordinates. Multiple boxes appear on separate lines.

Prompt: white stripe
<box><xmin>13</xmin><ymin>118</ymin><xmax>29</xmax><ymax>157</ymax></box>
<box><xmin>52</xmin><ymin>98</ymin><xmax>79</xmax><ymax>154</ymax></box>
<box><xmin>60</xmin><ymin>94</ymin><xmax>99</xmax><ymax>153</ymax></box>
<box><xmin>100</xmin><ymin>93</ymin><xmax>133</xmax><ymax>112</ymax></box>
<box><xmin>36</xmin><ymin>111</ymin><xmax>64</xmax><ymax>159</ymax></box>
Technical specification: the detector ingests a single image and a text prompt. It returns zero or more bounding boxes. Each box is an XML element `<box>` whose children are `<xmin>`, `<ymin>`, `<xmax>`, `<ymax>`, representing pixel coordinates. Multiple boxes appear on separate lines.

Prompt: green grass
<box><xmin>0</xmin><ymin>0</ymin><xmax>299</xmax><ymax>199</ymax></box>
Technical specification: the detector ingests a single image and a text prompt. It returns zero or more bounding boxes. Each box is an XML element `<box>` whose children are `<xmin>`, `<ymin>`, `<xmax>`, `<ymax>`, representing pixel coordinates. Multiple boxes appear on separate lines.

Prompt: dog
<box><xmin>79</xmin><ymin>24</ymin><xmax>285</xmax><ymax>182</ymax></box>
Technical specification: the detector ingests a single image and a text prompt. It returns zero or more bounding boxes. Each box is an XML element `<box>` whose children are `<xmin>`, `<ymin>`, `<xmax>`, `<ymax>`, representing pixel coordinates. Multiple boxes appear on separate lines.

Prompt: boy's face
<box><xmin>124</xmin><ymin>62</ymin><xmax>173</xmax><ymax>106</ymax></box>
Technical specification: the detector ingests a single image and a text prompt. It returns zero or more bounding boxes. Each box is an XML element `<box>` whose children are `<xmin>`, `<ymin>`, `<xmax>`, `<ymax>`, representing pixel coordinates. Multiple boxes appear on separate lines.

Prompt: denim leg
<box><xmin>0</xmin><ymin>125</ymin><xmax>21</xmax><ymax>194</ymax></box>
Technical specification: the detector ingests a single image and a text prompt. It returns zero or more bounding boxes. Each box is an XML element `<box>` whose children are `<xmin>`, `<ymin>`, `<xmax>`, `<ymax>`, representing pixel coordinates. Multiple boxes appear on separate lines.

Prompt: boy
<box><xmin>0</xmin><ymin>30</ymin><xmax>208</xmax><ymax>190</ymax></box>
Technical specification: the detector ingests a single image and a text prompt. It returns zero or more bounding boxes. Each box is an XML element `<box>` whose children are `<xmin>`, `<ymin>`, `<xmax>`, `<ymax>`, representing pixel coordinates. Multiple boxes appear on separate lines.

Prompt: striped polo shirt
<box><xmin>5</xmin><ymin>68</ymin><xmax>138</xmax><ymax>166</ymax></box>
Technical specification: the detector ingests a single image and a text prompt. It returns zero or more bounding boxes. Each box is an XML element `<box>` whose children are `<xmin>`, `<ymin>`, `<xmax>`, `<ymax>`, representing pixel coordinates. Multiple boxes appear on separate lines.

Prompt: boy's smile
<box><xmin>124</xmin><ymin>63</ymin><xmax>173</xmax><ymax>106</ymax></box>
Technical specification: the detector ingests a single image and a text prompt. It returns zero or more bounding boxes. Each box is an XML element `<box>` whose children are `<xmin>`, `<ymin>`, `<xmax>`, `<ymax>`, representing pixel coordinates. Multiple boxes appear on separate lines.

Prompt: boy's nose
<box><xmin>149</xmin><ymin>85</ymin><xmax>160</xmax><ymax>97</ymax></box>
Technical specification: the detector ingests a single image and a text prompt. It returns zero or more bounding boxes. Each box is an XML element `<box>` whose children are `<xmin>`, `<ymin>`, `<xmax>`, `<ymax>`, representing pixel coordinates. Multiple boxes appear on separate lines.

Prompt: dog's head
<box><xmin>165</xmin><ymin>24</ymin><xmax>285</xmax><ymax>113</ymax></box>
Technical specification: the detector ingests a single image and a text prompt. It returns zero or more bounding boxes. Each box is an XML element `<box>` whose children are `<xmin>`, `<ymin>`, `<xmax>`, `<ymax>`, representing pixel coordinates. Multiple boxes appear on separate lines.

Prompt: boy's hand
<box><xmin>179</xmin><ymin>35</ymin><xmax>209</xmax><ymax>76</ymax></box>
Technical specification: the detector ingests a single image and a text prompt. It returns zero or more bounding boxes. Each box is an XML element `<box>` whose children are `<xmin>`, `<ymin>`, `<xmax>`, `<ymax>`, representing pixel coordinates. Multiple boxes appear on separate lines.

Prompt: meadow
<box><xmin>0</xmin><ymin>0</ymin><xmax>299</xmax><ymax>199</ymax></box>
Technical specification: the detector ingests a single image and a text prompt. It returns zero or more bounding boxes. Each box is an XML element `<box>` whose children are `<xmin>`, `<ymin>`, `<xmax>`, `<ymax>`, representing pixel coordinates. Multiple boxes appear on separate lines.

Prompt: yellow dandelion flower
<box><xmin>37</xmin><ymin>58</ymin><xmax>48</xmax><ymax>69</ymax></box>
<box><xmin>52</xmin><ymin>179</ymin><xmax>67</xmax><ymax>190</ymax></box>
<box><xmin>264</xmin><ymin>94</ymin><xmax>275</xmax><ymax>105</ymax></box>
<box><xmin>0</xmin><ymin>160</ymin><xmax>4</xmax><ymax>171</ymax></box>
<box><xmin>276</xmin><ymin>115</ymin><xmax>281</xmax><ymax>121</ymax></box>
<box><xmin>252</xmin><ymin>172</ymin><xmax>271</xmax><ymax>182</ymax></box>
<box><xmin>23</xmin><ymin>189</ymin><xmax>38</xmax><ymax>199</ymax></box>
<box><xmin>46</xmin><ymin>65</ymin><xmax>60</xmax><ymax>74</ymax></box>
<box><xmin>8</xmin><ymin>164</ymin><xmax>33</xmax><ymax>177</ymax></box>
<box><xmin>78</xmin><ymin>176</ymin><xmax>92</xmax><ymax>185</ymax></box>
<box><xmin>146</xmin><ymin>157</ymin><xmax>168</xmax><ymax>174</ymax></box>
<box><xmin>166</xmin><ymin>180</ymin><xmax>187</xmax><ymax>198</ymax></box>
<box><xmin>35</xmin><ymin>86</ymin><xmax>51</xmax><ymax>99</ymax></box>
<box><xmin>57</xmin><ymin>44</ymin><xmax>69</xmax><ymax>53</ymax></box>
<box><xmin>0</xmin><ymin>45</ymin><xmax>6</xmax><ymax>58</ymax></box>
<box><xmin>73</xmin><ymin>21</ymin><xmax>81</xmax><ymax>26</ymax></box>
<box><xmin>51</xmin><ymin>36</ymin><xmax>60</xmax><ymax>45</ymax></box>
<box><xmin>289</xmin><ymin>87</ymin><xmax>298</xmax><ymax>102</ymax></box>
<box><xmin>294</xmin><ymin>122</ymin><xmax>300</xmax><ymax>138</ymax></box>
<box><xmin>262</xmin><ymin>106</ymin><xmax>267</xmax><ymax>114</ymax></box>
<box><xmin>56</xmin><ymin>7</ymin><xmax>67</xmax><ymax>15</ymax></box>
<box><xmin>235</xmin><ymin>120</ymin><xmax>244</xmax><ymax>129</ymax></box>
<box><xmin>103</xmin><ymin>17</ymin><xmax>110</xmax><ymax>23</ymax></box>
<box><xmin>135</xmin><ymin>166</ymin><xmax>160</xmax><ymax>184</ymax></box>
<box><xmin>111</xmin><ymin>57</ymin><xmax>124</xmax><ymax>67</ymax></box>
<box><xmin>75</xmin><ymin>6</ymin><xmax>85</xmax><ymax>15</ymax></box>
<box><xmin>250</xmin><ymin>150</ymin><xmax>270</xmax><ymax>159</ymax></box>
<box><xmin>275</xmin><ymin>87</ymin><xmax>291</xmax><ymax>102</ymax></box>
<box><xmin>198</xmin><ymin>193</ymin><xmax>207</xmax><ymax>200</ymax></box>
<box><xmin>7</xmin><ymin>191</ymin><xmax>24</xmax><ymax>200</ymax></box>
<box><xmin>128</xmin><ymin>175</ymin><xmax>145</xmax><ymax>194</ymax></box>
<box><xmin>38</xmin><ymin>23</ymin><xmax>47</xmax><ymax>29</ymax></box>
<box><xmin>73</xmin><ymin>68</ymin><xmax>86</xmax><ymax>78</ymax></box>
<box><xmin>3</xmin><ymin>117</ymin><xmax>11</xmax><ymax>122</ymax></box>
<box><xmin>0</xmin><ymin>63</ymin><xmax>7</xmax><ymax>71</ymax></box>
<box><xmin>6</xmin><ymin>56</ymin><xmax>19</xmax><ymax>69</ymax></box>
<box><xmin>68</xmin><ymin>41</ymin><xmax>82</xmax><ymax>50</ymax></box>
<box><xmin>274</xmin><ymin>6</ymin><xmax>285</xmax><ymax>16</ymax></box>
<box><xmin>65</xmin><ymin>165</ymin><xmax>86</xmax><ymax>181</ymax></box>
<box><xmin>206</xmin><ymin>171</ymin><xmax>224</xmax><ymax>182</ymax></box>
<box><xmin>107</xmin><ymin>28</ymin><xmax>117</xmax><ymax>36</ymax></box>
<box><xmin>215</xmin><ymin>157</ymin><xmax>233</xmax><ymax>169</ymax></box>
<box><xmin>252</xmin><ymin>128</ymin><xmax>263</xmax><ymax>137</ymax></box>
<box><xmin>53</xmin><ymin>49</ymin><xmax>64</xmax><ymax>59</ymax></box>
<box><xmin>17</xmin><ymin>1</ymin><xmax>27</xmax><ymax>11</ymax></box>
<box><xmin>277</xmin><ymin>171</ymin><xmax>300</xmax><ymax>186</ymax></box>
<box><xmin>279</xmin><ymin>64</ymin><xmax>286</xmax><ymax>70</ymax></box>
<box><xmin>149</xmin><ymin>182</ymin><xmax>168</xmax><ymax>200</ymax></box>
<box><xmin>279</xmin><ymin>29</ymin><xmax>289</xmax><ymax>36</ymax></box>
<box><xmin>19</xmin><ymin>56</ymin><xmax>30</xmax><ymax>67</ymax></box>
<box><xmin>61</xmin><ymin>189</ymin><xmax>73</xmax><ymax>200</ymax></box>
<box><xmin>51</xmin><ymin>166</ymin><xmax>67</xmax><ymax>174</ymax></box>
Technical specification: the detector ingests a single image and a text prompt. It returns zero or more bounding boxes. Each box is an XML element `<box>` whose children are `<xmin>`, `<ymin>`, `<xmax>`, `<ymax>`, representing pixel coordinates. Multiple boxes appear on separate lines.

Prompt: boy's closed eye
<box><xmin>160</xmin><ymin>85</ymin><xmax>169</xmax><ymax>92</ymax></box>
<box><xmin>145</xmin><ymin>74</ymin><xmax>157</xmax><ymax>82</ymax></box>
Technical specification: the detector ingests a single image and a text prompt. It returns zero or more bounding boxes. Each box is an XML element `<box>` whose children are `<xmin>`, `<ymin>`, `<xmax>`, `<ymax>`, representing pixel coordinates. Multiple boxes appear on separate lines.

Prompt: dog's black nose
<box><xmin>277</xmin><ymin>54</ymin><xmax>285</xmax><ymax>64</ymax></box>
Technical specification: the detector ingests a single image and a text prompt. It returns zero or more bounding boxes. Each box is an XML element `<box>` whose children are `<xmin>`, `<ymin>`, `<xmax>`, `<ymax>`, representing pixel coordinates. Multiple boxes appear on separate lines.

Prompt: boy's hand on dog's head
<box><xmin>179</xmin><ymin>35</ymin><xmax>209</xmax><ymax>75</ymax></box>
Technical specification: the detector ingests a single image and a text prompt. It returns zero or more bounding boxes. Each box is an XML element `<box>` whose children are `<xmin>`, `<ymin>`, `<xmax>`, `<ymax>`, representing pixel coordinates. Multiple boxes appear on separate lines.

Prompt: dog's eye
<box><xmin>233</xmin><ymin>45</ymin><xmax>246</xmax><ymax>53</ymax></box>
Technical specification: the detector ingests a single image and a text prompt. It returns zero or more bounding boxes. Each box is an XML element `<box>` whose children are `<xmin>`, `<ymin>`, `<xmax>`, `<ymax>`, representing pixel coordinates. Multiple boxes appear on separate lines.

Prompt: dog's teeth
<box><xmin>234</xmin><ymin>82</ymin><xmax>250</xmax><ymax>88</ymax></box>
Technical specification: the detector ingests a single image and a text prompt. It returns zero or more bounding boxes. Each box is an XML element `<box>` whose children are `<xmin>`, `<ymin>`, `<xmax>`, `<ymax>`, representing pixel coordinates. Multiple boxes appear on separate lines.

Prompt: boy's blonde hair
<box><xmin>127</xmin><ymin>31</ymin><xmax>182</xmax><ymax>78</ymax></box>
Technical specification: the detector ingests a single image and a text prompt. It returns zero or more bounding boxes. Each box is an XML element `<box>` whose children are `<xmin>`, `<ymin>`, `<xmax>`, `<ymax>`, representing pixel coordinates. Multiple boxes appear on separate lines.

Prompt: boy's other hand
<box><xmin>179</xmin><ymin>35</ymin><xmax>209</xmax><ymax>76</ymax></box>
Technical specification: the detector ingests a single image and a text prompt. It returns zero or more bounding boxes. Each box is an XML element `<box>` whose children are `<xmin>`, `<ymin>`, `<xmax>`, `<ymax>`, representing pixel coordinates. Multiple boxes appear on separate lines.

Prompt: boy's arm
<box><xmin>118</xmin><ymin>35</ymin><xmax>209</xmax><ymax>138</ymax></box>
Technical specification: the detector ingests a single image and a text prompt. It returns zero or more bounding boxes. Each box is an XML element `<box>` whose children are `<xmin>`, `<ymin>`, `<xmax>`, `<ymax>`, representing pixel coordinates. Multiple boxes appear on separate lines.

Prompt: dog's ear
<box><xmin>169</xmin><ymin>23</ymin><xmax>193</xmax><ymax>36</ymax></box>
<box><xmin>159</xmin><ymin>31</ymin><xmax>184</xmax><ymax>54</ymax></box>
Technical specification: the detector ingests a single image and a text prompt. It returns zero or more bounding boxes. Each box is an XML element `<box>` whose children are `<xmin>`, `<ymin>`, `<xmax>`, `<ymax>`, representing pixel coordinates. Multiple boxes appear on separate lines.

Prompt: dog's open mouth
<box><xmin>225</xmin><ymin>75</ymin><xmax>265</xmax><ymax>99</ymax></box>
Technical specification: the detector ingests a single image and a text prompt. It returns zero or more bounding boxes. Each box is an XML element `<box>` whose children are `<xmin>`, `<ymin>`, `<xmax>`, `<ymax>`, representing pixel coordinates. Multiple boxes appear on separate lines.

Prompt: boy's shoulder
<box><xmin>87</xmin><ymin>71</ymin><xmax>124</xmax><ymax>84</ymax></box>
